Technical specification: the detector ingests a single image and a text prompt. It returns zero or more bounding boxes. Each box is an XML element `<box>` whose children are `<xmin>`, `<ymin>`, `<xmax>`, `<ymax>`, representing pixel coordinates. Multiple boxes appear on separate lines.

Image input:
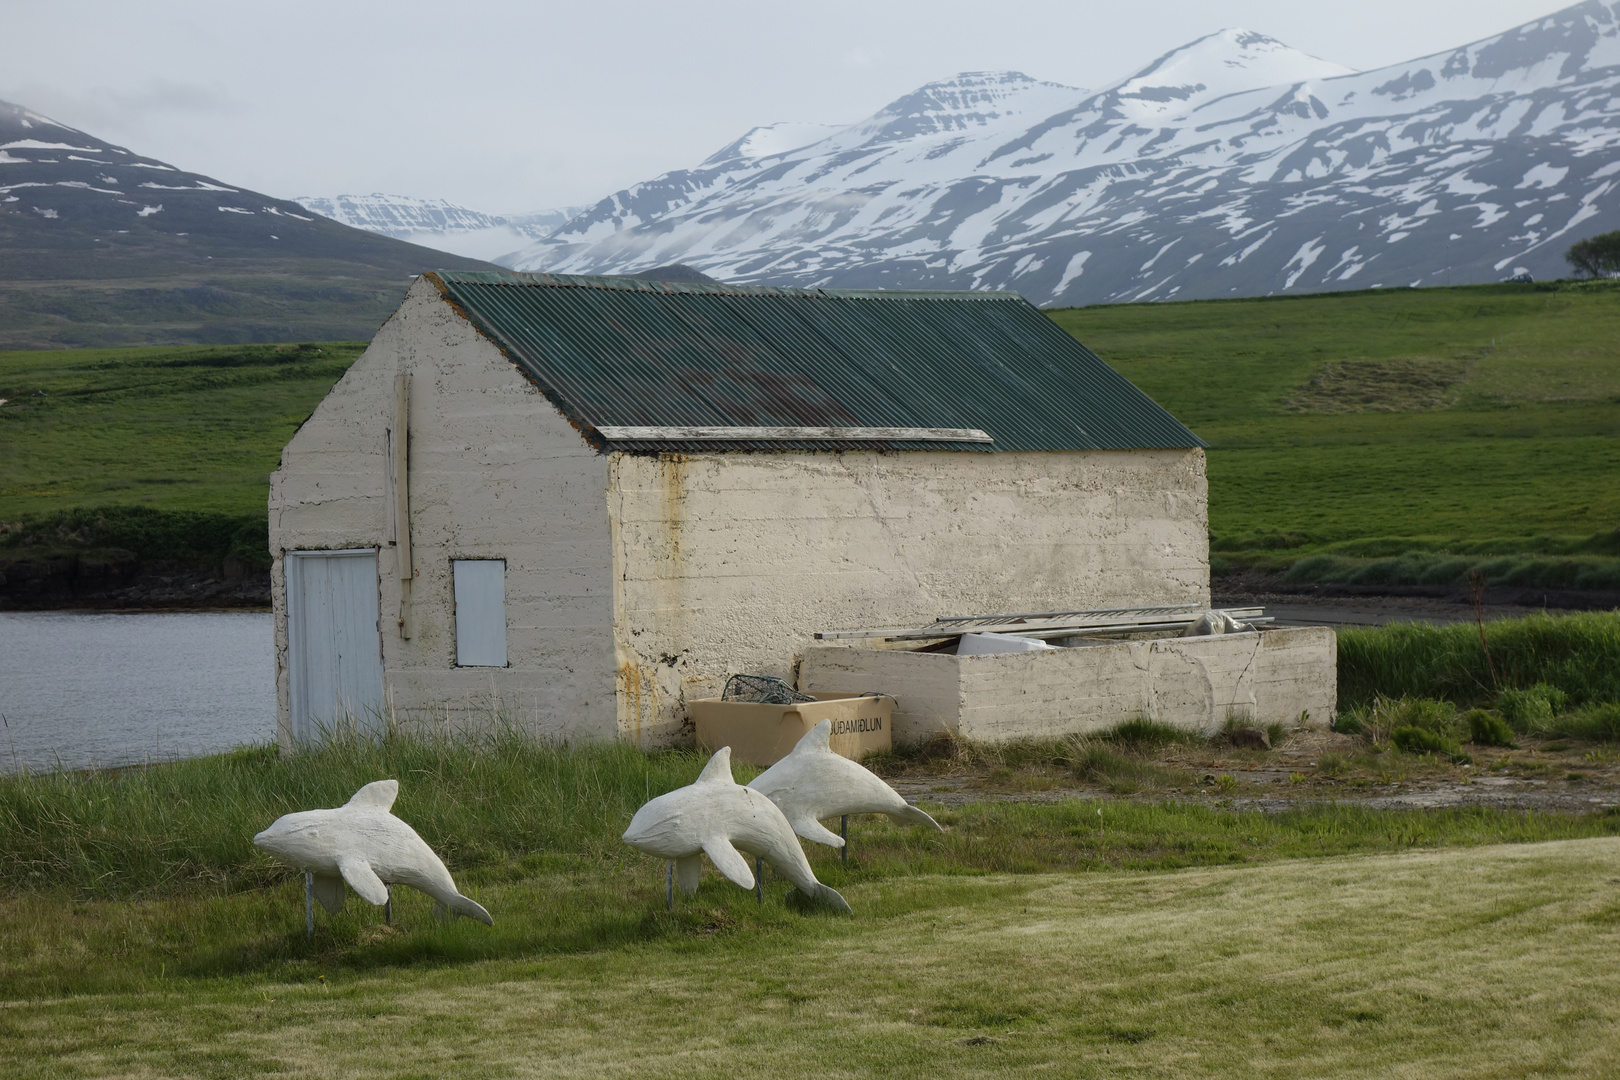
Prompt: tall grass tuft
<box><xmin>1498</xmin><ymin>684</ymin><xmax>1570</xmax><ymax>729</ymax></box>
<box><xmin>1541</xmin><ymin>703</ymin><xmax>1620</xmax><ymax>742</ymax></box>
<box><xmin>1338</xmin><ymin>611</ymin><xmax>1620</xmax><ymax>711</ymax></box>
<box><xmin>1104</xmin><ymin>718</ymin><xmax>1204</xmax><ymax>750</ymax></box>
<box><xmin>0</xmin><ymin>726</ymin><xmax>711</xmax><ymax>899</ymax></box>
<box><xmin>1466</xmin><ymin>710</ymin><xmax>1517</xmax><ymax>748</ymax></box>
<box><xmin>867</xmin><ymin>718</ymin><xmax>1203</xmax><ymax>774</ymax></box>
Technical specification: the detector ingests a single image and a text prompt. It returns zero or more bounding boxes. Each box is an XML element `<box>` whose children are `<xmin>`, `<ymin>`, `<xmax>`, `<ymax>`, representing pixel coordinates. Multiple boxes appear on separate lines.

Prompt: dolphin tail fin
<box><xmin>449</xmin><ymin>893</ymin><xmax>494</xmax><ymax>925</ymax></box>
<box><xmin>697</xmin><ymin>747</ymin><xmax>735</xmax><ymax>785</ymax></box>
<box><xmin>346</xmin><ymin>779</ymin><xmax>399</xmax><ymax>812</ymax></box>
<box><xmin>337</xmin><ymin>855</ymin><xmax>390</xmax><ymax>905</ymax></box>
<box><xmin>887</xmin><ymin>804</ymin><xmax>944</xmax><ymax>832</ymax></box>
<box><xmin>701</xmin><ymin>837</ymin><xmax>756</xmax><ymax>890</ymax></box>
<box><xmin>811</xmin><ymin>883</ymin><xmax>852</xmax><ymax>914</ymax></box>
<box><xmin>311</xmin><ymin>873</ymin><xmax>347</xmax><ymax>914</ymax></box>
<box><xmin>792</xmin><ymin>814</ymin><xmax>845</xmax><ymax>848</ymax></box>
<box><xmin>676</xmin><ymin>854</ymin><xmax>702</xmax><ymax>896</ymax></box>
<box><xmin>431</xmin><ymin>894</ymin><xmax>494</xmax><ymax>925</ymax></box>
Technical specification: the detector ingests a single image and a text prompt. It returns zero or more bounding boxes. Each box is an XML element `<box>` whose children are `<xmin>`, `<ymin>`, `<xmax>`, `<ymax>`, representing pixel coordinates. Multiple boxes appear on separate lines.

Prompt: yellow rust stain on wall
<box><xmin>606</xmin><ymin>459</ymin><xmax>694</xmax><ymax>746</ymax></box>
<box><xmin>658</xmin><ymin>453</ymin><xmax>684</xmax><ymax>571</ymax></box>
<box><xmin>616</xmin><ymin>659</ymin><xmax>657</xmax><ymax>746</ymax></box>
<box><xmin>652</xmin><ymin>452</ymin><xmax>689</xmax><ymax>650</ymax></box>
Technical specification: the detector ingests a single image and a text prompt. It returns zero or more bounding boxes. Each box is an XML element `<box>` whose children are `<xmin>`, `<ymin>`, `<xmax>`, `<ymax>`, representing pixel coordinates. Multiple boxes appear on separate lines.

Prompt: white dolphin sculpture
<box><xmin>253</xmin><ymin>779</ymin><xmax>493</xmax><ymax>925</ymax></box>
<box><xmin>748</xmin><ymin>720</ymin><xmax>943</xmax><ymax>848</ymax></box>
<box><xmin>622</xmin><ymin>747</ymin><xmax>851</xmax><ymax>913</ymax></box>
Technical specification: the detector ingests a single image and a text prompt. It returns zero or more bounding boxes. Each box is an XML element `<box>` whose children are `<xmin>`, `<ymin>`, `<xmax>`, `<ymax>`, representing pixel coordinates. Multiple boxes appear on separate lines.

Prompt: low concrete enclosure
<box><xmin>267</xmin><ymin>268</ymin><xmax>1293</xmax><ymax>748</ymax></box>
<box><xmin>799</xmin><ymin>626</ymin><xmax>1337</xmax><ymax>743</ymax></box>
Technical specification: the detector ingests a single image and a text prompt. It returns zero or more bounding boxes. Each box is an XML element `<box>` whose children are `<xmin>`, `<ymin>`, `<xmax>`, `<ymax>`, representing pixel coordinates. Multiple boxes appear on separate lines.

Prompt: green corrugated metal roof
<box><xmin>426</xmin><ymin>271</ymin><xmax>1205</xmax><ymax>453</ymax></box>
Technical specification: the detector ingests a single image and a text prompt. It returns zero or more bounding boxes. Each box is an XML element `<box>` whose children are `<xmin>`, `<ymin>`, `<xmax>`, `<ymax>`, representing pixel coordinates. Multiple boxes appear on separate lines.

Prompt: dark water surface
<box><xmin>0</xmin><ymin>611</ymin><xmax>274</xmax><ymax>773</ymax></box>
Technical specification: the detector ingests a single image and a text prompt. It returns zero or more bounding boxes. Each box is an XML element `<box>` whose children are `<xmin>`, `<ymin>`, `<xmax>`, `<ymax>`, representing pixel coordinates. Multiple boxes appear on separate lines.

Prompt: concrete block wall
<box><xmin>797</xmin><ymin>626</ymin><xmax>1336</xmax><ymax>742</ymax></box>
<box><xmin>607</xmin><ymin>447</ymin><xmax>1210</xmax><ymax>745</ymax></box>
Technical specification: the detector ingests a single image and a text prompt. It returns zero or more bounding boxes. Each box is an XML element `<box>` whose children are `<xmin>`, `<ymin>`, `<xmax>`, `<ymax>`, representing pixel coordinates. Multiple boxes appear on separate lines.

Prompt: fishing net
<box><xmin>721</xmin><ymin>674</ymin><xmax>815</xmax><ymax>705</ymax></box>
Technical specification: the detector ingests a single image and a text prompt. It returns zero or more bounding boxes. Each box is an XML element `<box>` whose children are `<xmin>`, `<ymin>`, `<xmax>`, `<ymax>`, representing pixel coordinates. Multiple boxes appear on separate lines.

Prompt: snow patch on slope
<box><xmin>295</xmin><ymin>193</ymin><xmax>588</xmax><ymax>262</ymax></box>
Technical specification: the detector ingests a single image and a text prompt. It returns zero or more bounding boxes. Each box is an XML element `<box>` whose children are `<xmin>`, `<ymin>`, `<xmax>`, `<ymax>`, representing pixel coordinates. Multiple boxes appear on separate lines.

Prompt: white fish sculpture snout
<box><xmin>749</xmin><ymin>719</ymin><xmax>943</xmax><ymax>847</ymax></box>
<box><xmin>623</xmin><ymin>747</ymin><xmax>851</xmax><ymax>913</ymax></box>
<box><xmin>253</xmin><ymin>779</ymin><xmax>492</xmax><ymax>925</ymax></box>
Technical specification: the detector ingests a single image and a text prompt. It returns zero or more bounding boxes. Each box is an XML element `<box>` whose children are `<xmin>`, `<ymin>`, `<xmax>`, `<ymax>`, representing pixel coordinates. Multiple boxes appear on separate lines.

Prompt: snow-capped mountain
<box><xmin>517</xmin><ymin>70</ymin><xmax>1090</xmax><ymax>259</ymax></box>
<box><xmin>702</xmin><ymin>122</ymin><xmax>848</xmax><ymax>166</ymax></box>
<box><xmin>0</xmin><ymin>99</ymin><xmax>495</xmax><ymax>348</ymax></box>
<box><xmin>294</xmin><ymin>194</ymin><xmax>586</xmax><ymax>262</ymax></box>
<box><xmin>512</xmin><ymin>3</ymin><xmax>1620</xmax><ymax>303</ymax></box>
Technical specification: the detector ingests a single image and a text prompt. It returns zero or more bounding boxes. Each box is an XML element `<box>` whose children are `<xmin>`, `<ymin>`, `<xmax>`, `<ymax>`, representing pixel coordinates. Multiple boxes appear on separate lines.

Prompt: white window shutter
<box><xmin>453</xmin><ymin>560</ymin><xmax>507</xmax><ymax>667</ymax></box>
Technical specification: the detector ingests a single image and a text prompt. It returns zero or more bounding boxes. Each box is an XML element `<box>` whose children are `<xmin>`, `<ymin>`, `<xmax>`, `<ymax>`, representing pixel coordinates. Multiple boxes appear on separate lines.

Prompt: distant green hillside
<box><xmin>0</xmin><ymin>342</ymin><xmax>361</xmax><ymax>586</ymax></box>
<box><xmin>1050</xmin><ymin>279</ymin><xmax>1620</xmax><ymax>591</ymax></box>
<box><xmin>0</xmin><ymin>341</ymin><xmax>362</xmax><ymax>517</ymax></box>
<box><xmin>2</xmin><ymin>279</ymin><xmax>1618</xmax><ymax>595</ymax></box>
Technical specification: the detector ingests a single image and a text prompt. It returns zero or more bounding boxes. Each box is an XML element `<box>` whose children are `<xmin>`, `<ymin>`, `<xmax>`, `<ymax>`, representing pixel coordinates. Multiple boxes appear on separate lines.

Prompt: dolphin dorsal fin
<box><xmin>346</xmin><ymin>779</ymin><xmax>399</xmax><ymax>812</ymax></box>
<box><xmin>696</xmin><ymin>747</ymin><xmax>735</xmax><ymax>785</ymax></box>
<box><xmin>797</xmin><ymin>719</ymin><xmax>833</xmax><ymax>754</ymax></box>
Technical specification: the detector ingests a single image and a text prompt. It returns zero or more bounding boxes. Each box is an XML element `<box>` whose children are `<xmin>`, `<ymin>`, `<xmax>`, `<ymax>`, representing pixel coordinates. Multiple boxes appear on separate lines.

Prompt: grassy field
<box><xmin>1050</xmin><ymin>279</ymin><xmax>1620</xmax><ymax>587</ymax></box>
<box><xmin>2</xmin><ymin>280</ymin><xmax>1617</xmax><ymax>589</ymax></box>
<box><xmin>0</xmin><ymin>341</ymin><xmax>364</xmax><ymax>519</ymax></box>
<box><xmin>4</xmin><ymin>724</ymin><xmax>1620</xmax><ymax>1077</ymax></box>
<box><xmin>0</xmin><ymin>341</ymin><xmax>363</xmax><ymax>577</ymax></box>
<box><xmin>6</xmin><ymin>841</ymin><xmax>1620</xmax><ymax>1078</ymax></box>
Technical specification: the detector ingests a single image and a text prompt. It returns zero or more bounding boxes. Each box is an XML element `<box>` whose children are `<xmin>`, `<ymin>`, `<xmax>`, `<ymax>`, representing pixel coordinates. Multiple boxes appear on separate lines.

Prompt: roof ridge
<box><xmin>427</xmin><ymin>270</ymin><xmax>1021</xmax><ymax>301</ymax></box>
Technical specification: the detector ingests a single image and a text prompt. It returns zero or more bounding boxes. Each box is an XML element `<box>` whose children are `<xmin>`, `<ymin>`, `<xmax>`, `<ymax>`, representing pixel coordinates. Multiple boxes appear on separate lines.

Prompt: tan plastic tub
<box><xmin>690</xmin><ymin>691</ymin><xmax>894</xmax><ymax>767</ymax></box>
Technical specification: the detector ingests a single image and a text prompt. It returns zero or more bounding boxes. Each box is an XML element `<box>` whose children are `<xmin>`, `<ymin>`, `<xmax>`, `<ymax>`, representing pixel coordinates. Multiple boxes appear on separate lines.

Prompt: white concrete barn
<box><xmin>269</xmin><ymin>271</ymin><xmax>1264</xmax><ymax>748</ymax></box>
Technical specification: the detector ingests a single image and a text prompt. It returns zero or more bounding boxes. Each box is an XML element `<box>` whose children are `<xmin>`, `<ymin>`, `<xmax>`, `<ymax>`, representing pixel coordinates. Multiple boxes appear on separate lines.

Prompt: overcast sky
<box><xmin>1</xmin><ymin>0</ymin><xmax>1582</xmax><ymax>215</ymax></box>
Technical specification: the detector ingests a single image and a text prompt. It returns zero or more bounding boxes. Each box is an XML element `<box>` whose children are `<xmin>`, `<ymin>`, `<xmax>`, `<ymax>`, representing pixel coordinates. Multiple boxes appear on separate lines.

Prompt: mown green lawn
<box><xmin>5</xmin><ymin>839</ymin><xmax>1618</xmax><ymax>1079</ymax></box>
<box><xmin>4</xmin><ymin>726</ymin><xmax>1620</xmax><ymax>1077</ymax></box>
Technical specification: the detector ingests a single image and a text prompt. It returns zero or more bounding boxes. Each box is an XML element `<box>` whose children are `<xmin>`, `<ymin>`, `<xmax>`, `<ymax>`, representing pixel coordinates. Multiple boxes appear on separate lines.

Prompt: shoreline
<box><xmin>4</xmin><ymin>563</ymin><xmax>1616</xmax><ymax>618</ymax></box>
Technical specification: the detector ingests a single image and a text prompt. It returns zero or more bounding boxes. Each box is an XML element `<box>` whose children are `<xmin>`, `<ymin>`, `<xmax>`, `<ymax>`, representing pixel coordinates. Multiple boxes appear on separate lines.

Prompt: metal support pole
<box><xmin>755</xmin><ymin>857</ymin><xmax>763</xmax><ymax>905</ymax></box>
<box><xmin>666</xmin><ymin>861</ymin><xmax>674</xmax><ymax>910</ymax></box>
<box><xmin>304</xmin><ymin>871</ymin><xmax>314</xmax><ymax>938</ymax></box>
<box><xmin>841</xmin><ymin>815</ymin><xmax>849</xmax><ymax>864</ymax></box>
<box><xmin>385</xmin><ymin>885</ymin><xmax>392</xmax><ymax>926</ymax></box>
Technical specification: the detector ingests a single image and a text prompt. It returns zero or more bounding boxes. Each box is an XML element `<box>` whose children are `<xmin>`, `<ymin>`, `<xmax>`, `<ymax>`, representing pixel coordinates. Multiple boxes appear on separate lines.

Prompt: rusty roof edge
<box><xmin>424</xmin><ymin>272</ymin><xmax>609</xmax><ymax>453</ymax></box>
<box><xmin>430</xmin><ymin>269</ymin><xmax>1023</xmax><ymax>302</ymax></box>
<box><xmin>596</xmin><ymin>425</ymin><xmax>994</xmax><ymax>443</ymax></box>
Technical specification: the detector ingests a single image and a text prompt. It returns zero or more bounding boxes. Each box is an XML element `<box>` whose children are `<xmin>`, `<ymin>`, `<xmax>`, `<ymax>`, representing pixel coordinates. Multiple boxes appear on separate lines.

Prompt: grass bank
<box><xmin>1337</xmin><ymin>609</ymin><xmax>1620</xmax><ymax>712</ymax></box>
<box><xmin>11</xmin><ymin>727</ymin><xmax>1618</xmax><ymax>905</ymax></box>
<box><xmin>0</xmin><ymin>505</ymin><xmax>269</xmax><ymax>570</ymax></box>
<box><xmin>1215</xmin><ymin>528</ymin><xmax>1620</xmax><ymax>592</ymax></box>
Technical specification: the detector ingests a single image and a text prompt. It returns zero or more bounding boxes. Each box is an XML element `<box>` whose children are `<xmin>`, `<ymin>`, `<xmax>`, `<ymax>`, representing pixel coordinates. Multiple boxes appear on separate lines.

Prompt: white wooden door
<box><xmin>286</xmin><ymin>549</ymin><xmax>385</xmax><ymax>740</ymax></box>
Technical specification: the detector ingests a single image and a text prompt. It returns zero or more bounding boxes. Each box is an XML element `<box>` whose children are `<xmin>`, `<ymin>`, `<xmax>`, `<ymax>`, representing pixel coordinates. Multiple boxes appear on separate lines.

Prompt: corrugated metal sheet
<box><xmin>426</xmin><ymin>271</ymin><xmax>1205</xmax><ymax>453</ymax></box>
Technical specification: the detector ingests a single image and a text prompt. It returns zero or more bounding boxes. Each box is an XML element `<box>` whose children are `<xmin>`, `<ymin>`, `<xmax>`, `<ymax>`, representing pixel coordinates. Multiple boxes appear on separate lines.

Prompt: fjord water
<box><xmin>0</xmin><ymin>612</ymin><xmax>274</xmax><ymax>773</ymax></box>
